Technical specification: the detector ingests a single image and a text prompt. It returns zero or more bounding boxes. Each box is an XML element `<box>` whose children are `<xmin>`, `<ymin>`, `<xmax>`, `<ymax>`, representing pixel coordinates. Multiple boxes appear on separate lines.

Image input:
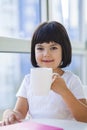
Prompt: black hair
<box><xmin>31</xmin><ymin>21</ymin><xmax>72</xmax><ymax>68</ymax></box>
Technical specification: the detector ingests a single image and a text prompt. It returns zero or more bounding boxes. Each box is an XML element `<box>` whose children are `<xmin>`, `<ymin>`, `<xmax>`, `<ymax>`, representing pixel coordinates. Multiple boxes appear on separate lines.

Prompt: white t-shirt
<box><xmin>16</xmin><ymin>71</ymin><xmax>85</xmax><ymax>120</ymax></box>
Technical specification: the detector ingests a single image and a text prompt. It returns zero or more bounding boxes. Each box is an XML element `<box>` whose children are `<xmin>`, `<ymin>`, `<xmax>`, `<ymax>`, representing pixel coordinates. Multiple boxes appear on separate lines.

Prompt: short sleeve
<box><xmin>63</xmin><ymin>71</ymin><xmax>85</xmax><ymax>99</ymax></box>
<box><xmin>16</xmin><ymin>74</ymin><xmax>30</xmax><ymax>98</ymax></box>
<box><xmin>69</xmin><ymin>75</ymin><xmax>85</xmax><ymax>99</ymax></box>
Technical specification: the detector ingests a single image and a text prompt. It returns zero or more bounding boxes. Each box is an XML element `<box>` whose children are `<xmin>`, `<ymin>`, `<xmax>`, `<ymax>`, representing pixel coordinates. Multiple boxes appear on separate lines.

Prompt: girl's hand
<box><xmin>1</xmin><ymin>109</ymin><xmax>22</xmax><ymax>126</ymax></box>
<box><xmin>51</xmin><ymin>74</ymin><xmax>68</xmax><ymax>95</ymax></box>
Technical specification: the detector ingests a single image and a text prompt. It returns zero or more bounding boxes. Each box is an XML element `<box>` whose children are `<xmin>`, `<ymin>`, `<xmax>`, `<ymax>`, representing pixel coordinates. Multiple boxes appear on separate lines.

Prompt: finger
<box><xmin>3</xmin><ymin>115</ymin><xmax>15</xmax><ymax>125</ymax></box>
<box><xmin>3</xmin><ymin>118</ymin><xmax>10</xmax><ymax>125</ymax></box>
<box><xmin>1</xmin><ymin>121</ymin><xmax>6</xmax><ymax>126</ymax></box>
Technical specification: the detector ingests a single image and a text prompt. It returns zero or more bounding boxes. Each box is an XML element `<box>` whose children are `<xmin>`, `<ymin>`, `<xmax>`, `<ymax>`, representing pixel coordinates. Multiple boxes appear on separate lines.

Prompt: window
<box><xmin>0</xmin><ymin>0</ymin><xmax>40</xmax><ymax>39</ymax></box>
<box><xmin>48</xmin><ymin>0</ymin><xmax>86</xmax><ymax>44</ymax></box>
<box><xmin>0</xmin><ymin>0</ymin><xmax>41</xmax><ymax>120</ymax></box>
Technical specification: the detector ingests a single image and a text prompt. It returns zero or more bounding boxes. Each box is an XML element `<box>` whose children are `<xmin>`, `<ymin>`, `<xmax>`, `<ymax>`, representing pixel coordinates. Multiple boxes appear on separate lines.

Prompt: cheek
<box><xmin>56</xmin><ymin>57</ymin><xmax>62</xmax><ymax>65</ymax></box>
<box><xmin>35</xmin><ymin>52</ymin><xmax>42</xmax><ymax>62</ymax></box>
<box><xmin>55</xmin><ymin>52</ymin><xmax>62</xmax><ymax>64</ymax></box>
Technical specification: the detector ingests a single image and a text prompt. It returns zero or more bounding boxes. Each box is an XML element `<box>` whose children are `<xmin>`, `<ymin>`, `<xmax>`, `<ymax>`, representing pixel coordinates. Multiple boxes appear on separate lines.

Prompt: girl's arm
<box><xmin>51</xmin><ymin>76</ymin><xmax>87</xmax><ymax>123</ymax></box>
<box><xmin>61</xmin><ymin>89</ymin><xmax>87</xmax><ymax>122</ymax></box>
<box><xmin>2</xmin><ymin>97</ymin><xmax>29</xmax><ymax>126</ymax></box>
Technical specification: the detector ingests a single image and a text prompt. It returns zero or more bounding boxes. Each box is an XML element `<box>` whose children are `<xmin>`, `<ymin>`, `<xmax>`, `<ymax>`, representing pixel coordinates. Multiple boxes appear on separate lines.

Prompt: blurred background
<box><xmin>0</xmin><ymin>0</ymin><xmax>87</xmax><ymax>120</ymax></box>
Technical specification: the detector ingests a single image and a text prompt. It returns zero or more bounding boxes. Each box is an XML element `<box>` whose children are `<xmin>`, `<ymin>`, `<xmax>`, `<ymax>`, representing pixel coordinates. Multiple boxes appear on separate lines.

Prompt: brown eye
<box><xmin>37</xmin><ymin>47</ymin><xmax>44</xmax><ymax>50</ymax></box>
<box><xmin>50</xmin><ymin>46</ymin><xmax>58</xmax><ymax>50</ymax></box>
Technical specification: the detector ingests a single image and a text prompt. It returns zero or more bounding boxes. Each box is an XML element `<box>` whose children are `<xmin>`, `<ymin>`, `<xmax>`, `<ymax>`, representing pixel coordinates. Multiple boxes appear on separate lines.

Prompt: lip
<box><xmin>41</xmin><ymin>60</ymin><xmax>54</xmax><ymax>62</ymax></box>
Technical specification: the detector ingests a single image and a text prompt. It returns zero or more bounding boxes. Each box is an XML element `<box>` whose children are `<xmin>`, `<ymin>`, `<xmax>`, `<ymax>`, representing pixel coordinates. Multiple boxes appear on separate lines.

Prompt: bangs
<box><xmin>33</xmin><ymin>23</ymin><xmax>63</xmax><ymax>44</ymax></box>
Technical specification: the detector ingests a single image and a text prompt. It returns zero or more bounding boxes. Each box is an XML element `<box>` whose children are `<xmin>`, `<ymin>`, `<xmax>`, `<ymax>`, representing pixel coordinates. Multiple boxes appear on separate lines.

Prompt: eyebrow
<box><xmin>36</xmin><ymin>42</ymin><xmax>59</xmax><ymax>47</ymax></box>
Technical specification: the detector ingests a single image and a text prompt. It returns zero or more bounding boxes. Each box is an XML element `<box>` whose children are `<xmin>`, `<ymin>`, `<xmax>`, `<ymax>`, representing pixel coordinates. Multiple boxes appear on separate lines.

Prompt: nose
<box><xmin>43</xmin><ymin>49</ymin><xmax>50</xmax><ymax>56</ymax></box>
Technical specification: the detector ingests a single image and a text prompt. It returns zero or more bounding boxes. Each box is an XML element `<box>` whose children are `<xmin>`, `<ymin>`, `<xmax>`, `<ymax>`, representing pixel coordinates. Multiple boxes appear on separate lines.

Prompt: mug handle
<box><xmin>53</xmin><ymin>73</ymin><xmax>59</xmax><ymax>76</ymax></box>
<box><xmin>52</xmin><ymin>73</ymin><xmax>60</xmax><ymax>83</ymax></box>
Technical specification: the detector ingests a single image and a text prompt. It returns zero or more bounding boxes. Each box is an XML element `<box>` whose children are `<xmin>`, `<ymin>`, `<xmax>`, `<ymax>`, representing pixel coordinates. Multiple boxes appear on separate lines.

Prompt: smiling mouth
<box><xmin>42</xmin><ymin>60</ymin><xmax>54</xmax><ymax>63</ymax></box>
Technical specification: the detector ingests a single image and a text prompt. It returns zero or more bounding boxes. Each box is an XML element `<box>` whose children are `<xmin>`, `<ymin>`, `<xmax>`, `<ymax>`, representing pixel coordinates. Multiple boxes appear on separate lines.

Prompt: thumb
<box><xmin>9</xmin><ymin>114</ymin><xmax>20</xmax><ymax>123</ymax></box>
<box><xmin>13</xmin><ymin>111</ymin><xmax>24</xmax><ymax>122</ymax></box>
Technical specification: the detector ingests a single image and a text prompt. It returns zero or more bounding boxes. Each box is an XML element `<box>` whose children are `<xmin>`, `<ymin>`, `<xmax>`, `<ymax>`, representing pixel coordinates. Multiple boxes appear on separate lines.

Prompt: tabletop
<box><xmin>32</xmin><ymin>118</ymin><xmax>87</xmax><ymax>130</ymax></box>
<box><xmin>0</xmin><ymin>118</ymin><xmax>87</xmax><ymax>130</ymax></box>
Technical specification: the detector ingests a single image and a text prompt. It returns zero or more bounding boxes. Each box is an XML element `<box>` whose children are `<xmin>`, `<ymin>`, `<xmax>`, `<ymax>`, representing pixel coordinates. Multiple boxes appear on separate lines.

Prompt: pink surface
<box><xmin>0</xmin><ymin>120</ymin><xmax>64</xmax><ymax>130</ymax></box>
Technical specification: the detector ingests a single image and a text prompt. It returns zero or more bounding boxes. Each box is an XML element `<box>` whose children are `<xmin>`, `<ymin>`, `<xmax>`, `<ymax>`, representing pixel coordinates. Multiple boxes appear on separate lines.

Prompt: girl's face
<box><xmin>35</xmin><ymin>42</ymin><xmax>62</xmax><ymax>70</ymax></box>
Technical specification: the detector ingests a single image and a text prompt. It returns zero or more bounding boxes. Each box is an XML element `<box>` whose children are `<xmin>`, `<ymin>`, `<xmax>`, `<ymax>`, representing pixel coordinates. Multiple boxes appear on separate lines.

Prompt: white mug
<box><xmin>30</xmin><ymin>68</ymin><xmax>56</xmax><ymax>96</ymax></box>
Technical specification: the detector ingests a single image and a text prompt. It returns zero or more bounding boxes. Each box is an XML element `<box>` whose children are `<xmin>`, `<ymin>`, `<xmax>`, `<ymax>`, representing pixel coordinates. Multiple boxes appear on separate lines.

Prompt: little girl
<box><xmin>1</xmin><ymin>21</ymin><xmax>87</xmax><ymax>125</ymax></box>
